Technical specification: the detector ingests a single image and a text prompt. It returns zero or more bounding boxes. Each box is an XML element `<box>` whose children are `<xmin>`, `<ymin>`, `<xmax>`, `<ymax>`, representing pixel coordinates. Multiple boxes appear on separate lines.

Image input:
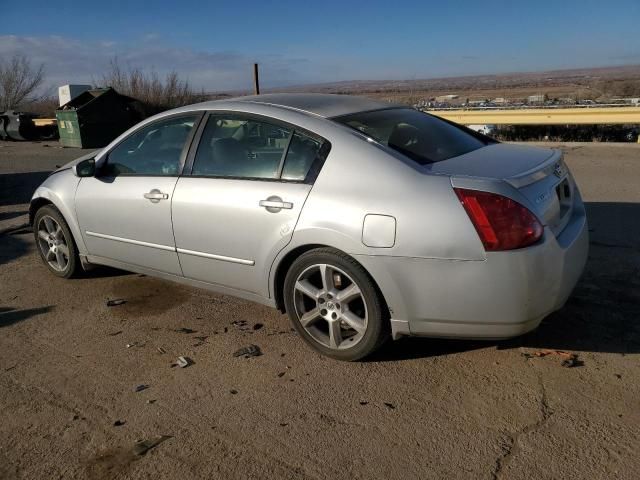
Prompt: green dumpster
<box><xmin>56</xmin><ymin>88</ymin><xmax>142</xmax><ymax>148</ymax></box>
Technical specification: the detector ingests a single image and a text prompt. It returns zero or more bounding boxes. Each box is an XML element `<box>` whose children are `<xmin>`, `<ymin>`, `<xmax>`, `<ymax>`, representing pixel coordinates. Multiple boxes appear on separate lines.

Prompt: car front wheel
<box><xmin>284</xmin><ymin>248</ymin><xmax>389</xmax><ymax>361</ymax></box>
<box><xmin>33</xmin><ymin>205</ymin><xmax>80</xmax><ymax>279</ymax></box>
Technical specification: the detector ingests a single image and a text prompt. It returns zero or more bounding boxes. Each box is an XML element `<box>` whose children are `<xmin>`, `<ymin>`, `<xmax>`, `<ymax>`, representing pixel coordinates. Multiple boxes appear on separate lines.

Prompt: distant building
<box><xmin>435</xmin><ymin>94</ymin><xmax>459</xmax><ymax>102</ymax></box>
<box><xmin>527</xmin><ymin>94</ymin><xmax>547</xmax><ymax>104</ymax></box>
<box><xmin>493</xmin><ymin>97</ymin><xmax>507</xmax><ymax>104</ymax></box>
<box><xmin>612</xmin><ymin>98</ymin><xmax>640</xmax><ymax>105</ymax></box>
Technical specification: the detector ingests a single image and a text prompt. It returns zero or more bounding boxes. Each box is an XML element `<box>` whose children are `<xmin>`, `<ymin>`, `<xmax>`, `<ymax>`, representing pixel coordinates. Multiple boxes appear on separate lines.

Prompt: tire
<box><xmin>33</xmin><ymin>205</ymin><xmax>81</xmax><ymax>279</ymax></box>
<box><xmin>283</xmin><ymin>247</ymin><xmax>389</xmax><ymax>361</ymax></box>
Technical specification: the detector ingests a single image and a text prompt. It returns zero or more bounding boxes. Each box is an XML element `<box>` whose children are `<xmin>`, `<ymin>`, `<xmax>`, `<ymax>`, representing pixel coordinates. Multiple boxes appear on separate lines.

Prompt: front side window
<box><xmin>192</xmin><ymin>116</ymin><xmax>292</xmax><ymax>179</ymax></box>
<box><xmin>103</xmin><ymin>115</ymin><xmax>198</xmax><ymax>176</ymax></box>
<box><xmin>335</xmin><ymin>108</ymin><xmax>489</xmax><ymax>164</ymax></box>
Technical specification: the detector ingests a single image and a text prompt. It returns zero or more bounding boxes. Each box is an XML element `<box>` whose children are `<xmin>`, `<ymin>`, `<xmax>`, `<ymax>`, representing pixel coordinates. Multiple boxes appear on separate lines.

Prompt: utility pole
<box><xmin>253</xmin><ymin>63</ymin><xmax>260</xmax><ymax>95</ymax></box>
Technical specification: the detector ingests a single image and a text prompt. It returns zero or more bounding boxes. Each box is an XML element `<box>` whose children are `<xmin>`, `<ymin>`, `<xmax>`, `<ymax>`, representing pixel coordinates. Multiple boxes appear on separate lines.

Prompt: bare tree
<box><xmin>100</xmin><ymin>57</ymin><xmax>203</xmax><ymax>113</ymax></box>
<box><xmin>0</xmin><ymin>54</ymin><xmax>45</xmax><ymax>111</ymax></box>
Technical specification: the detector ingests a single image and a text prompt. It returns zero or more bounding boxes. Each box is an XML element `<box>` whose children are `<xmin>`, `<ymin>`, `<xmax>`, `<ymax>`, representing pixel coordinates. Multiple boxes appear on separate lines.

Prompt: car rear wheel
<box><xmin>284</xmin><ymin>248</ymin><xmax>389</xmax><ymax>361</ymax></box>
<box><xmin>33</xmin><ymin>205</ymin><xmax>80</xmax><ymax>279</ymax></box>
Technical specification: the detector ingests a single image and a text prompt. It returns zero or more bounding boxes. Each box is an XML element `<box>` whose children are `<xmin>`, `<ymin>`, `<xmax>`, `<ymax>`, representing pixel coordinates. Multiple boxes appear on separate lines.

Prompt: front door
<box><xmin>171</xmin><ymin>113</ymin><xmax>328</xmax><ymax>296</ymax></box>
<box><xmin>76</xmin><ymin>113</ymin><xmax>200</xmax><ymax>275</ymax></box>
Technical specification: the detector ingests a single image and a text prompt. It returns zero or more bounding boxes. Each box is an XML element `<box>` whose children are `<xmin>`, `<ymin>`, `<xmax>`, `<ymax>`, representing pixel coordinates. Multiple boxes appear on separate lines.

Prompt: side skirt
<box><xmin>85</xmin><ymin>254</ymin><xmax>277</xmax><ymax>308</ymax></box>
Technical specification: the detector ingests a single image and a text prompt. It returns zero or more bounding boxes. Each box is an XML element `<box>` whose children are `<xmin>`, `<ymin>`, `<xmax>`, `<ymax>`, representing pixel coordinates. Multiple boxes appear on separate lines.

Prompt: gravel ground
<box><xmin>0</xmin><ymin>140</ymin><xmax>639</xmax><ymax>480</ymax></box>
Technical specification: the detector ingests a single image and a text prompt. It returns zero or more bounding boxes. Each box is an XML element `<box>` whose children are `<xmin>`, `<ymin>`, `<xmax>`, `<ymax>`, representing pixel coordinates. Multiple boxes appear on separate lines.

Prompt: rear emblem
<box><xmin>553</xmin><ymin>163</ymin><xmax>566</xmax><ymax>178</ymax></box>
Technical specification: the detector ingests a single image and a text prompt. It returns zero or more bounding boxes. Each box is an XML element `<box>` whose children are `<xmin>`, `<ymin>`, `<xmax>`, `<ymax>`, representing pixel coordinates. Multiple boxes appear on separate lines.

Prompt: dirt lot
<box><xmin>0</xmin><ymin>141</ymin><xmax>639</xmax><ymax>480</ymax></box>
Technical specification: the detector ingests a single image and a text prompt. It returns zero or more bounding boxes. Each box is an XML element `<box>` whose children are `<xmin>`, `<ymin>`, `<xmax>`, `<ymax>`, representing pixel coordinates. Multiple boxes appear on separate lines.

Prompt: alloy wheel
<box><xmin>293</xmin><ymin>263</ymin><xmax>368</xmax><ymax>350</ymax></box>
<box><xmin>36</xmin><ymin>215</ymin><xmax>70</xmax><ymax>272</ymax></box>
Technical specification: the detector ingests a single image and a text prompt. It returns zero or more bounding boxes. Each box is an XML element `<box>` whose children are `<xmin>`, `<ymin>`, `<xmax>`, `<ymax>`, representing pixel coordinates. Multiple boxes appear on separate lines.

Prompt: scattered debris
<box><xmin>107</xmin><ymin>299</ymin><xmax>126</xmax><ymax>307</ymax></box>
<box><xmin>113</xmin><ymin>420</ymin><xmax>126</xmax><ymax>427</ymax></box>
<box><xmin>133</xmin><ymin>435</ymin><xmax>172</xmax><ymax>456</ymax></box>
<box><xmin>108</xmin><ymin>330</ymin><xmax>123</xmax><ymax>336</ymax></box>
<box><xmin>359</xmin><ymin>401</ymin><xmax>368</xmax><ymax>406</ymax></box>
<box><xmin>230</xmin><ymin>389</ymin><xmax>238</xmax><ymax>395</ymax></box>
<box><xmin>233</xmin><ymin>344</ymin><xmax>262</xmax><ymax>358</ymax></box>
<box><xmin>232</xmin><ymin>320</ymin><xmax>250</xmax><ymax>331</ymax></box>
<box><xmin>134</xmin><ymin>384</ymin><xmax>149</xmax><ymax>393</ymax></box>
<box><xmin>174</xmin><ymin>327</ymin><xmax>197</xmax><ymax>334</ymax></box>
<box><xmin>277</xmin><ymin>372</ymin><xmax>285</xmax><ymax>378</ymax></box>
<box><xmin>384</xmin><ymin>402</ymin><xmax>396</xmax><ymax>410</ymax></box>
<box><xmin>253</xmin><ymin>323</ymin><xmax>264</xmax><ymax>331</ymax></box>
<box><xmin>561</xmin><ymin>355</ymin><xmax>582</xmax><ymax>368</ymax></box>
<box><xmin>175</xmin><ymin>356</ymin><xmax>193</xmax><ymax>368</ymax></box>
<box><xmin>522</xmin><ymin>349</ymin><xmax>583</xmax><ymax>368</ymax></box>
<box><xmin>193</xmin><ymin>335</ymin><xmax>208</xmax><ymax>347</ymax></box>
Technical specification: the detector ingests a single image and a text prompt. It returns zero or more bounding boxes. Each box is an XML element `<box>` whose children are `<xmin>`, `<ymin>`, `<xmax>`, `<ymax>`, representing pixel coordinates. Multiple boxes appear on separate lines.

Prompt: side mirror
<box><xmin>73</xmin><ymin>158</ymin><xmax>96</xmax><ymax>177</ymax></box>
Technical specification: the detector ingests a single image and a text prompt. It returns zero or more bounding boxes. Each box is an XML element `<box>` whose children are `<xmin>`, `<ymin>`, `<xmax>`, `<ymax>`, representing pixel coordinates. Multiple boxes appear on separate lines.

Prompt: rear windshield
<box><xmin>335</xmin><ymin>108</ymin><xmax>489</xmax><ymax>164</ymax></box>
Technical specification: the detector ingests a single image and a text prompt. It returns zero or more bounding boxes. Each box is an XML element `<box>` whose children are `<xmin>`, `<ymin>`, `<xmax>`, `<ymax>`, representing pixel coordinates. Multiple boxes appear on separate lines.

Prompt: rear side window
<box><xmin>335</xmin><ymin>108</ymin><xmax>488</xmax><ymax>164</ymax></box>
<box><xmin>192</xmin><ymin>116</ymin><xmax>291</xmax><ymax>179</ymax></box>
<box><xmin>281</xmin><ymin>132</ymin><xmax>322</xmax><ymax>181</ymax></box>
<box><xmin>191</xmin><ymin>114</ymin><xmax>328</xmax><ymax>182</ymax></box>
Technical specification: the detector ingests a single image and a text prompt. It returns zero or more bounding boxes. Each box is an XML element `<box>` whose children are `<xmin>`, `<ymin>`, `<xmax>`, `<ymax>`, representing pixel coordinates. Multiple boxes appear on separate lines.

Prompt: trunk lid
<box><xmin>427</xmin><ymin>143</ymin><xmax>573</xmax><ymax>236</ymax></box>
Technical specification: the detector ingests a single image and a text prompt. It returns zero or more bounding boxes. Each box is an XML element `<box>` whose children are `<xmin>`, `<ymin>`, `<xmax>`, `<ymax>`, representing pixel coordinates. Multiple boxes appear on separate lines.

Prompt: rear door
<box><xmin>75</xmin><ymin>113</ymin><xmax>201</xmax><ymax>275</ymax></box>
<box><xmin>171</xmin><ymin>113</ymin><xmax>329</xmax><ymax>297</ymax></box>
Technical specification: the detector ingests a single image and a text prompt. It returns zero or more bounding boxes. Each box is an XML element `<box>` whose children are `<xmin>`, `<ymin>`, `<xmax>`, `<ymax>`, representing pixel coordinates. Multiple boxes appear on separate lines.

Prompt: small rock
<box><xmin>174</xmin><ymin>327</ymin><xmax>197</xmax><ymax>334</ymax></box>
<box><xmin>279</xmin><ymin>423</ymin><xmax>289</xmax><ymax>427</ymax></box>
<box><xmin>253</xmin><ymin>323</ymin><xmax>264</xmax><ymax>331</ymax></box>
<box><xmin>134</xmin><ymin>384</ymin><xmax>149</xmax><ymax>393</ymax></box>
<box><xmin>230</xmin><ymin>389</ymin><xmax>238</xmax><ymax>395</ymax></box>
<box><xmin>359</xmin><ymin>401</ymin><xmax>368</xmax><ymax>406</ymax></box>
<box><xmin>107</xmin><ymin>299</ymin><xmax>126</xmax><ymax>307</ymax></box>
<box><xmin>113</xmin><ymin>420</ymin><xmax>126</xmax><ymax>427</ymax></box>
<box><xmin>108</xmin><ymin>330</ymin><xmax>123</xmax><ymax>336</ymax></box>
<box><xmin>277</xmin><ymin>372</ymin><xmax>285</xmax><ymax>378</ymax></box>
<box><xmin>561</xmin><ymin>354</ymin><xmax>582</xmax><ymax>368</ymax></box>
<box><xmin>233</xmin><ymin>344</ymin><xmax>262</xmax><ymax>358</ymax></box>
<box><xmin>157</xmin><ymin>347</ymin><xmax>166</xmax><ymax>354</ymax></box>
<box><xmin>146</xmin><ymin>399</ymin><xmax>156</xmax><ymax>404</ymax></box>
<box><xmin>384</xmin><ymin>402</ymin><xmax>396</xmax><ymax>410</ymax></box>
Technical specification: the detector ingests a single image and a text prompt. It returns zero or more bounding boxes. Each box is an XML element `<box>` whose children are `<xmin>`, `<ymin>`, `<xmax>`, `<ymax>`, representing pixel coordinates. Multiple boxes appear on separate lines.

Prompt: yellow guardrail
<box><xmin>428</xmin><ymin>107</ymin><xmax>640</xmax><ymax>126</ymax></box>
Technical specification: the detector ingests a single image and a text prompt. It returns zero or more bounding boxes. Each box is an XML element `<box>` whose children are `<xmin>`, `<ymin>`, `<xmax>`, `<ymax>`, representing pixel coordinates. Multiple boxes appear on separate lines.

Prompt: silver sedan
<box><xmin>31</xmin><ymin>94</ymin><xmax>588</xmax><ymax>360</ymax></box>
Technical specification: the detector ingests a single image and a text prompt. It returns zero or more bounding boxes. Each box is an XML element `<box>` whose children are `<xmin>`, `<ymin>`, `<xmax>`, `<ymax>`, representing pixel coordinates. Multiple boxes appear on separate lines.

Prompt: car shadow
<box><xmin>369</xmin><ymin>201</ymin><xmax>640</xmax><ymax>362</ymax></box>
<box><xmin>0</xmin><ymin>171</ymin><xmax>50</xmax><ymax>206</ymax></box>
<box><xmin>0</xmin><ymin>306</ymin><xmax>55</xmax><ymax>328</ymax></box>
<box><xmin>0</xmin><ymin>232</ymin><xmax>31</xmax><ymax>266</ymax></box>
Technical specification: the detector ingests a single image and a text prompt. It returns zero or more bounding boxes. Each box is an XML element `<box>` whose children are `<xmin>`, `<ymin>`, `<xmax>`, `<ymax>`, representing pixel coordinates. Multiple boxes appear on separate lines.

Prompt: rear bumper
<box><xmin>356</xmin><ymin>199</ymin><xmax>589</xmax><ymax>340</ymax></box>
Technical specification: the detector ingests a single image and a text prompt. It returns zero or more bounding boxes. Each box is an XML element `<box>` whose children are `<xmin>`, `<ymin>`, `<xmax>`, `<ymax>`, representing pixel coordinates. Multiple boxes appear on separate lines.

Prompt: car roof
<box><xmin>194</xmin><ymin>93</ymin><xmax>401</xmax><ymax>119</ymax></box>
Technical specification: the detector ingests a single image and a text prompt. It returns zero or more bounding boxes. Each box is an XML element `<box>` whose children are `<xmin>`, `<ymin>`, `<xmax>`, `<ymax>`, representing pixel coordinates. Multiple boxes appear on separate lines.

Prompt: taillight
<box><xmin>454</xmin><ymin>188</ymin><xmax>543</xmax><ymax>251</ymax></box>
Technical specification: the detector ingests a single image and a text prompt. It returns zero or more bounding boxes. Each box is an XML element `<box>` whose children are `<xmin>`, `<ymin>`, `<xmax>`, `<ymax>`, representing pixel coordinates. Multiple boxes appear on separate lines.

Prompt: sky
<box><xmin>2</xmin><ymin>0</ymin><xmax>639</xmax><ymax>94</ymax></box>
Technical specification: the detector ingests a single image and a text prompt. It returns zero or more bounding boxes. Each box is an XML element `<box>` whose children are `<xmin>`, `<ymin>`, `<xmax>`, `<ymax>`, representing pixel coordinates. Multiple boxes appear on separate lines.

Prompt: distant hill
<box><xmin>220</xmin><ymin>64</ymin><xmax>640</xmax><ymax>104</ymax></box>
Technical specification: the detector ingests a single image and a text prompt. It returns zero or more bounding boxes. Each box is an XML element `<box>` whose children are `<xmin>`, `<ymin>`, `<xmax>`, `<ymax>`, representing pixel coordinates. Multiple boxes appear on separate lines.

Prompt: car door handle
<box><xmin>143</xmin><ymin>190</ymin><xmax>169</xmax><ymax>202</ymax></box>
<box><xmin>259</xmin><ymin>197</ymin><xmax>293</xmax><ymax>211</ymax></box>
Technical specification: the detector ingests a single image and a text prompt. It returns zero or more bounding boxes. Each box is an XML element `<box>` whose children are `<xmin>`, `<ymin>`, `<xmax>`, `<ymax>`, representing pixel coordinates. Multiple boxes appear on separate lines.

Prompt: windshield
<box><xmin>335</xmin><ymin>108</ymin><xmax>490</xmax><ymax>164</ymax></box>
